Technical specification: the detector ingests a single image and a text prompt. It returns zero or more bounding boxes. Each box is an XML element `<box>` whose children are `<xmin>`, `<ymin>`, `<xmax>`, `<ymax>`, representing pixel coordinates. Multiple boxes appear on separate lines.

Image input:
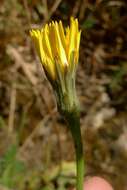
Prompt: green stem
<box><xmin>66</xmin><ymin>112</ymin><xmax>84</xmax><ymax>190</ymax></box>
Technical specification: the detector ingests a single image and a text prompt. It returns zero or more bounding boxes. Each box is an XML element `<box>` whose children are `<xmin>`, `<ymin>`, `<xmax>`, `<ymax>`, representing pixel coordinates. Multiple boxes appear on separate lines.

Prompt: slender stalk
<box><xmin>54</xmin><ymin>60</ymin><xmax>84</xmax><ymax>190</ymax></box>
<box><xmin>65</xmin><ymin>112</ymin><xmax>84</xmax><ymax>190</ymax></box>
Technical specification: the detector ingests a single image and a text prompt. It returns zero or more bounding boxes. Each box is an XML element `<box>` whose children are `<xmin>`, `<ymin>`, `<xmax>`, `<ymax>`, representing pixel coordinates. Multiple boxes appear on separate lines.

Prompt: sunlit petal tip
<box><xmin>59</xmin><ymin>20</ymin><xmax>62</xmax><ymax>25</ymax></box>
<box><xmin>52</xmin><ymin>21</ymin><xmax>55</xmax><ymax>26</ymax></box>
<box><xmin>75</xmin><ymin>19</ymin><xmax>78</xmax><ymax>27</ymax></box>
<box><xmin>29</xmin><ymin>30</ymin><xmax>33</xmax><ymax>36</ymax></box>
<box><xmin>44</xmin><ymin>24</ymin><xmax>49</xmax><ymax>32</ymax></box>
<box><xmin>70</xmin><ymin>16</ymin><xmax>74</xmax><ymax>21</ymax></box>
<box><xmin>41</xmin><ymin>28</ymin><xmax>43</xmax><ymax>34</ymax></box>
<box><xmin>30</xmin><ymin>30</ymin><xmax>38</xmax><ymax>38</ymax></box>
<box><xmin>30</xmin><ymin>29</ymin><xmax>35</xmax><ymax>35</ymax></box>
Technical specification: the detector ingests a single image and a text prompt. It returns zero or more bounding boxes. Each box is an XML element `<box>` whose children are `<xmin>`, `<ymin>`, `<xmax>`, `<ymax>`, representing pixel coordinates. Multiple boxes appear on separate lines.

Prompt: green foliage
<box><xmin>82</xmin><ymin>17</ymin><xmax>96</xmax><ymax>29</ymax></box>
<box><xmin>0</xmin><ymin>144</ymin><xmax>25</xmax><ymax>188</ymax></box>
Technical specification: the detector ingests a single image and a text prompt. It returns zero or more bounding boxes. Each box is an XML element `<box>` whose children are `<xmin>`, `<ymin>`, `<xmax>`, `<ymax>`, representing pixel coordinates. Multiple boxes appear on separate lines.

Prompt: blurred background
<box><xmin>0</xmin><ymin>0</ymin><xmax>127</xmax><ymax>189</ymax></box>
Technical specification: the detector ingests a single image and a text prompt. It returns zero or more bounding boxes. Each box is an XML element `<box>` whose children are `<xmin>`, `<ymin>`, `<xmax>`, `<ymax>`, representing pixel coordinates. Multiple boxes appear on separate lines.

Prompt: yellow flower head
<box><xmin>30</xmin><ymin>17</ymin><xmax>81</xmax><ymax>81</ymax></box>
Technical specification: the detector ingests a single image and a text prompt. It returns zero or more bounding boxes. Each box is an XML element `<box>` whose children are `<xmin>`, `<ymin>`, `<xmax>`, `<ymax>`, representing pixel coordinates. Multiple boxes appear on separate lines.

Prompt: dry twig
<box><xmin>43</xmin><ymin>0</ymin><xmax>63</xmax><ymax>22</ymax></box>
<box><xmin>7</xmin><ymin>46</ymin><xmax>38</xmax><ymax>86</ymax></box>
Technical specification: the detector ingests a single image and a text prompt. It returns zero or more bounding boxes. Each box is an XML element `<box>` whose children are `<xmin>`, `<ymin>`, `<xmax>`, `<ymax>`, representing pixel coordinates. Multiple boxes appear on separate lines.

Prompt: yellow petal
<box><xmin>68</xmin><ymin>18</ymin><xmax>76</xmax><ymax>61</ymax></box>
<box><xmin>44</xmin><ymin>57</ymin><xmax>55</xmax><ymax>80</ymax></box>
<box><xmin>48</xmin><ymin>22</ymin><xmax>58</xmax><ymax>58</ymax></box>
<box><xmin>42</xmin><ymin>25</ymin><xmax>53</xmax><ymax>59</ymax></box>
<box><xmin>65</xmin><ymin>26</ymin><xmax>70</xmax><ymax>60</ymax></box>
<box><xmin>30</xmin><ymin>29</ymin><xmax>45</xmax><ymax>63</ymax></box>
<box><xmin>58</xmin><ymin>21</ymin><xmax>66</xmax><ymax>53</ymax></box>
<box><xmin>30</xmin><ymin>30</ymin><xmax>40</xmax><ymax>56</ymax></box>
<box><xmin>75</xmin><ymin>30</ymin><xmax>81</xmax><ymax>63</ymax></box>
<box><xmin>54</xmin><ymin>22</ymin><xmax>67</xmax><ymax>66</ymax></box>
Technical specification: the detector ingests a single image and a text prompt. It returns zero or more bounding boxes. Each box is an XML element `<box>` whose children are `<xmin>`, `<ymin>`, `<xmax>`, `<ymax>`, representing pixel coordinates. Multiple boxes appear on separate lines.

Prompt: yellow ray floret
<box><xmin>30</xmin><ymin>17</ymin><xmax>81</xmax><ymax>80</ymax></box>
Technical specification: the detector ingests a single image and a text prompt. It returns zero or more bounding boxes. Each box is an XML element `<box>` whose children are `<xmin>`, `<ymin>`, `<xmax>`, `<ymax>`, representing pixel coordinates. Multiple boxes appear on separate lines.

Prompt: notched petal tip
<box><xmin>30</xmin><ymin>29</ymin><xmax>41</xmax><ymax>39</ymax></box>
<box><xmin>29</xmin><ymin>29</ymin><xmax>35</xmax><ymax>36</ymax></box>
